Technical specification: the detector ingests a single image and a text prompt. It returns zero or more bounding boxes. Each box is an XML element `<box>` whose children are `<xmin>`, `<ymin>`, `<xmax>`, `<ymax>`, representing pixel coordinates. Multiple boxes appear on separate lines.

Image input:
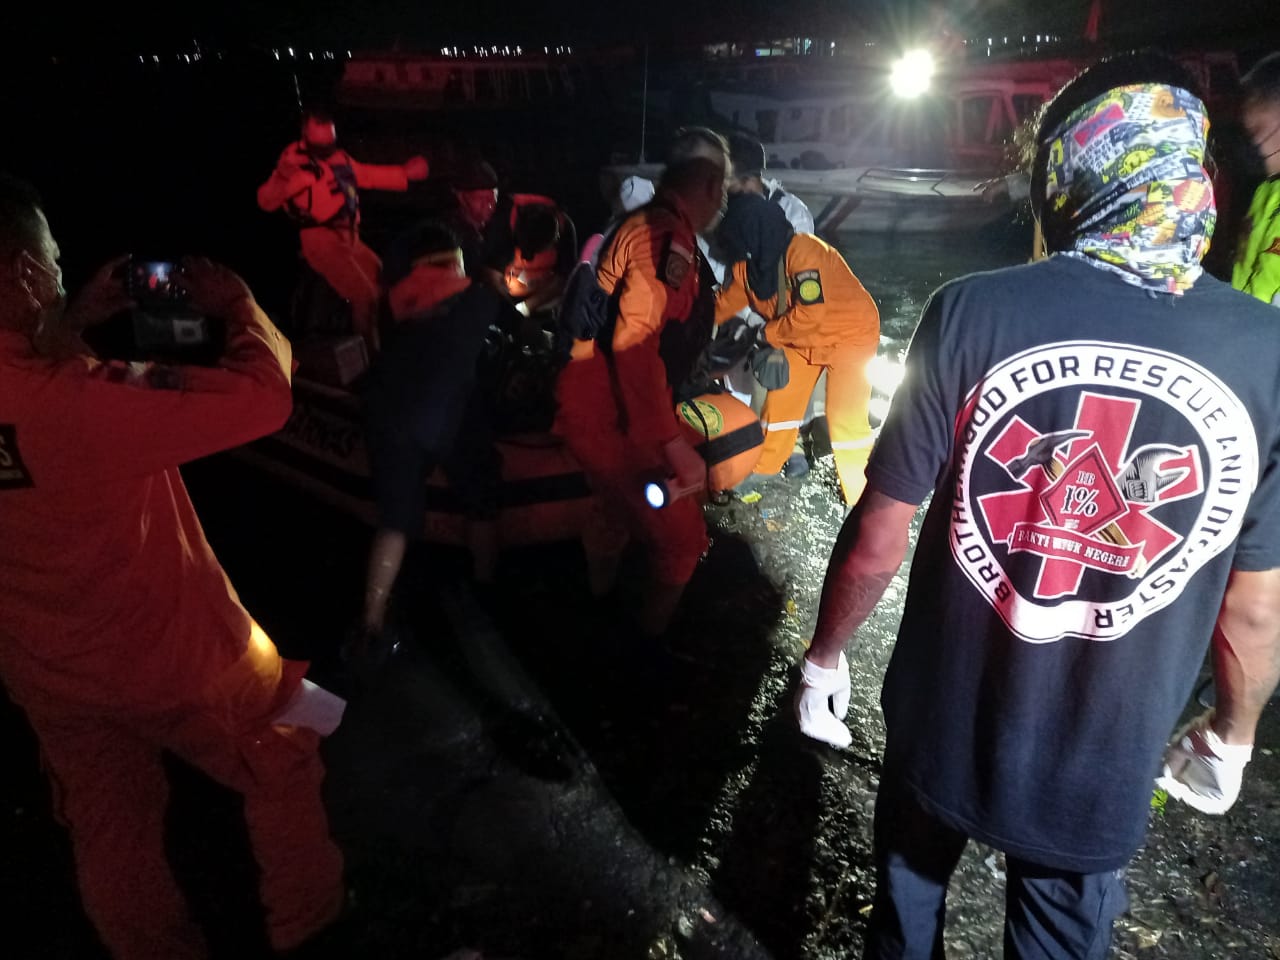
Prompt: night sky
<box><xmin>8</xmin><ymin>0</ymin><xmax>1276</xmax><ymax>56</ymax></box>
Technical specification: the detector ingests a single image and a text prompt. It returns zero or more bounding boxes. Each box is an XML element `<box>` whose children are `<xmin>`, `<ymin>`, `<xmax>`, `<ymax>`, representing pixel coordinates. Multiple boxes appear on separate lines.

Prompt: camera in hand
<box><xmin>126</xmin><ymin>257</ymin><xmax>220</xmax><ymax>361</ymax></box>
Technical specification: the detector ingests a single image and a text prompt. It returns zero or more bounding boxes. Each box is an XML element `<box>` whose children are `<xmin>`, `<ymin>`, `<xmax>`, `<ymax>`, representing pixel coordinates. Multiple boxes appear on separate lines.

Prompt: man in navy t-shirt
<box><xmin>794</xmin><ymin>53</ymin><xmax>1280</xmax><ymax>959</ymax></box>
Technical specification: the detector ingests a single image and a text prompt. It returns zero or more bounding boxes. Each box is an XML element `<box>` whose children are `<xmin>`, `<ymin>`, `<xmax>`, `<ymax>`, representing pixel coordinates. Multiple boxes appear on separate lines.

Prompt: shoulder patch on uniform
<box><xmin>0</xmin><ymin>424</ymin><xmax>34</xmax><ymax>489</ymax></box>
<box><xmin>794</xmin><ymin>269</ymin><xmax>824</xmax><ymax>305</ymax></box>
<box><xmin>661</xmin><ymin>236</ymin><xmax>695</xmax><ymax>290</ymax></box>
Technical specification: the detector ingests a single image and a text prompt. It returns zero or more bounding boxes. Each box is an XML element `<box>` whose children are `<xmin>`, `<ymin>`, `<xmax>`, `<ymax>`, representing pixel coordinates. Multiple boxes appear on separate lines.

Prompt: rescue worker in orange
<box><xmin>715</xmin><ymin>192</ymin><xmax>880</xmax><ymax>505</ymax></box>
<box><xmin>0</xmin><ymin>174</ymin><xmax>345</xmax><ymax>960</ymax></box>
<box><xmin>257</xmin><ymin>109</ymin><xmax>429</xmax><ymax>353</ymax></box>
<box><xmin>553</xmin><ymin>128</ymin><xmax>730</xmax><ymax>637</ymax></box>
<box><xmin>442</xmin><ymin>164</ymin><xmax>575</xmax><ymax>319</ymax></box>
<box><xmin>499</xmin><ymin>193</ymin><xmax>577</xmax><ymax>319</ymax></box>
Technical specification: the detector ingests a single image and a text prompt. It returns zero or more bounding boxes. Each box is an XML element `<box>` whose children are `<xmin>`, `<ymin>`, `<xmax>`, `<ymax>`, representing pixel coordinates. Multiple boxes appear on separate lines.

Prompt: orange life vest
<box><xmin>675</xmin><ymin>392</ymin><xmax>764</xmax><ymax>493</ymax></box>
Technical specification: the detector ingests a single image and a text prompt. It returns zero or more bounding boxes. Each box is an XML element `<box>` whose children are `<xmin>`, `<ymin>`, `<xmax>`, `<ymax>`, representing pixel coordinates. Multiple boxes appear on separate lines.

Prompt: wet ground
<box><xmin>6</xmin><ymin>232</ymin><xmax>1280</xmax><ymax>959</ymax></box>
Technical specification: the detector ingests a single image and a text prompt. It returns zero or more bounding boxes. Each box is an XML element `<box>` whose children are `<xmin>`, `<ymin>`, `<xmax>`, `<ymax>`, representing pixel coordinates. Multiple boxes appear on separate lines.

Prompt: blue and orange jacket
<box><xmin>258</xmin><ymin>142</ymin><xmax>411</xmax><ymax>230</ymax></box>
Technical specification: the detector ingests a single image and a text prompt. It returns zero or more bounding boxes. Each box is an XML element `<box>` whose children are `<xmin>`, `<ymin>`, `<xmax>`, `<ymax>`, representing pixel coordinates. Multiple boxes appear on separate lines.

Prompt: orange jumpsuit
<box><xmin>0</xmin><ymin>302</ymin><xmax>343</xmax><ymax>959</ymax></box>
<box><xmin>716</xmin><ymin>233</ymin><xmax>880</xmax><ymax>504</ymax></box>
<box><xmin>258</xmin><ymin>142</ymin><xmax>412</xmax><ymax>348</ymax></box>
<box><xmin>553</xmin><ymin>196</ymin><xmax>709</xmax><ymax>585</ymax></box>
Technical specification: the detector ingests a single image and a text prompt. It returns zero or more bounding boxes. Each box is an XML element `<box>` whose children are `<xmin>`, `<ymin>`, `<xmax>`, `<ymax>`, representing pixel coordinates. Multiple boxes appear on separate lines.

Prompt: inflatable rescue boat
<box><xmin>236</xmin><ymin>371</ymin><xmax>763</xmax><ymax>550</ymax></box>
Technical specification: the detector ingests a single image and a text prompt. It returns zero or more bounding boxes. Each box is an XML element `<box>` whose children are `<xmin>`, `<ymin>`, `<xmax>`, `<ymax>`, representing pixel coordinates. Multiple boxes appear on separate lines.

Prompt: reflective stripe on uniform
<box><xmin>765</xmin><ymin>420</ymin><xmax>805</xmax><ymax>431</ymax></box>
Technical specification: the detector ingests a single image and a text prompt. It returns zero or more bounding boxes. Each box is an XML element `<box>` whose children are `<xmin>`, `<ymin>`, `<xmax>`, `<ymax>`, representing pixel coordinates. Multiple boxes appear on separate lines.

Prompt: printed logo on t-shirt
<box><xmin>0</xmin><ymin>424</ymin><xmax>34</xmax><ymax>489</ymax></box>
<box><xmin>951</xmin><ymin>341</ymin><xmax>1257</xmax><ymax>642</ymax></box>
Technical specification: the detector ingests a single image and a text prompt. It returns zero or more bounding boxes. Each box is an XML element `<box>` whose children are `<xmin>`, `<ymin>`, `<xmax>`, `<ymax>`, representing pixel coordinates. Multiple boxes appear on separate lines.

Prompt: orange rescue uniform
<box><xmin>716</xmin><ymin>233</ymin><xmax>880</xmax><ymax>503</ymax></box>
<box><xmin>0</xmin><ymin>302</ymin><xmax>343</xmax><ymax>959</ymax></box>
<box><xmin>258</xmin><ymin>142</ymin><xmax>412</xmax><ymax>348</ymax></box>
<box><xmin>553</xmin><ymin>197</ymin><xmax>709</xmax><ymax>585</ymax></box>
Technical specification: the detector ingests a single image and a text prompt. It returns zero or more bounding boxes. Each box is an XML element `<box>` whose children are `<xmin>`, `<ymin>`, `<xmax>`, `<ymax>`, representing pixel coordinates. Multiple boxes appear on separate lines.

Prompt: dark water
<box><xmin>838</xmin><ymin>231</ymin><xmax>1030</xmax><ymax>344</ymax></box>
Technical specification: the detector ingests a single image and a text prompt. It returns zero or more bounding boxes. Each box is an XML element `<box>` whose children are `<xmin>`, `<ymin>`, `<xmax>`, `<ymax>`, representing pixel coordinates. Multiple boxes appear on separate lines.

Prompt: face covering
<box><xmin>715</xmin><ymin>192</ymin><xmax>794</xmax><ymax>300</ymax></box>
<box><xmin>1038</xmin><ymin>83</ymin><xmax>1216</xmax><ymax>295</ymax></box>
<box><xmin>305</xmin><ymin>141</ymin><xmax>338</xmax><ymax>160</ymax></box>
<box><xmin>20</xmin><ymin>252</ymin><xmax>66</xmax><ymax>340</ymax></box>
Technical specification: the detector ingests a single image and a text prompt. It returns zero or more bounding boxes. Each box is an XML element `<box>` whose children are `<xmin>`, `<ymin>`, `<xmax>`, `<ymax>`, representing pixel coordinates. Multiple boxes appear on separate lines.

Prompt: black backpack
<box><xmin>661</xmin><ymin>253</ymin><xmax>721</xmax><ymax>402</ymax></box>
<box><xmin>552</xmin><ymin>225</ymin><xmax>622</xmax><ymax>363</ymax></box>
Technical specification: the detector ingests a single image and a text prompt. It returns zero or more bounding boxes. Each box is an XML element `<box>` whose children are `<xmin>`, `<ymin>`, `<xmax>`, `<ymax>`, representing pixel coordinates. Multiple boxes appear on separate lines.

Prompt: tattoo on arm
<box><xmin>808</xmin><ymin>489</ymin><xmax>914</xmax><ymax>662</ymax></box>
<box><xmin>813</xmin><ymin>569</ymin><xmax>895</xmax><ymax>653</ymax></box>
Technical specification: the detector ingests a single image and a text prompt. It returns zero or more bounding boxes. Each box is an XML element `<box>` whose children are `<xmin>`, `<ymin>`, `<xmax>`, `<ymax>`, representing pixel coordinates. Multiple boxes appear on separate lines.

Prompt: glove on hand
<box><xmin>1156</xmin><ymin>710</ymin><xmax>1252</xmax><ymax>815</ymax></box>
<box><xmin>794</xmin><ymin>652</ymin><xmax>852</xmax><ymax>748</ymax></box>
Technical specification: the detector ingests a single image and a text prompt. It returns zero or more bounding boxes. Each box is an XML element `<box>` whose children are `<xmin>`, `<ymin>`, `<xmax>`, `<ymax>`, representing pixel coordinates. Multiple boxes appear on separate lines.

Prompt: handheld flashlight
<box><xmin>644</xmin><ymin>473</ymin><xmax>703</xmax><ymax>510</ymax></box>
<box><xmin>643</xmin><ymin>436</ymin><xmax>707</xmax><ymax>509</ymax></box>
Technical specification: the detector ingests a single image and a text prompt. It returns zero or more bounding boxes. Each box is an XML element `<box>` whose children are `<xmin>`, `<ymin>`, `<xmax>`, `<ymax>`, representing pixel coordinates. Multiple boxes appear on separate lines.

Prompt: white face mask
<box><xmin>18</xmin><ymin>251</ymin><xmax>67</xmax><ymax>337</ymax></box>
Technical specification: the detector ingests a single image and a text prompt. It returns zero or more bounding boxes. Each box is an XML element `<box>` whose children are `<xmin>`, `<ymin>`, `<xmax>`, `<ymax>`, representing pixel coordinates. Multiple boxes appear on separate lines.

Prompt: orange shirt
<box><xmin>715</xmin><ymin>233</ymin><xmax>879</xmax><ymax>351</ymax></box>
<box><xmin>568</xmin><ymin>196</ymin><xmax>702</xmax><ymax>445</ymax></box>
<box><xmin>0</xmin><ymin>301</ymin><xmax>294</xmax><ymax>716</ymax></box>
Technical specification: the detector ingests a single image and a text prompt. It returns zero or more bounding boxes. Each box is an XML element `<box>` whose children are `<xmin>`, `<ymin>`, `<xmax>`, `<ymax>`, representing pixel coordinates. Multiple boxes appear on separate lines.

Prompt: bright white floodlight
<box><xmin>890</xmin><ymin>48</ymin><xmax>935</xmax><ymax>98</ymax></box>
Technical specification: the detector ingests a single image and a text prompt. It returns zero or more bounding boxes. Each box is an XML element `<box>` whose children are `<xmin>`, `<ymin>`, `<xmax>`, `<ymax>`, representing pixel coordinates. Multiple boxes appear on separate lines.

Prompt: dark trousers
<box><xmin>864</xmin><ymin>779</ymin><xmax>1128</xmax><ymax>960</ymax></box>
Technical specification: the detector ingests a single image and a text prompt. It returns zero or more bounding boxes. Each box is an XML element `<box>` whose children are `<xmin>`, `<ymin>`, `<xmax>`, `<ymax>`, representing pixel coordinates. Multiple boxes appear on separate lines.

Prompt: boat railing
<box><xmin>600</xmin><ymin>161</ymin><xmax>1000</xmax><ymax>204</ymax></box>
<box><xmin>854</xmin><ymin>166</ymin><xmax>992</xmax><ymax>197</ymax></box>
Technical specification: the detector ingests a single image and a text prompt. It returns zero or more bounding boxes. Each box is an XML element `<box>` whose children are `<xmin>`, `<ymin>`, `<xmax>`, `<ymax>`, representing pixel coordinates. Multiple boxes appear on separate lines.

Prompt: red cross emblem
<box><xmin>978</xmin><ymin>393</ymin><xmax>1203</xmax><ymax>600</ymax></box>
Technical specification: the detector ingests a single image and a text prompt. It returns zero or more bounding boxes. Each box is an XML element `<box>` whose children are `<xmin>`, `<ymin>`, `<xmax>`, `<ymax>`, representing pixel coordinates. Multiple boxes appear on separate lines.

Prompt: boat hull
<box><xmin>234</xmin><ymin>377</ymin><xmax>763</xmax><ymax>546</ymax></box>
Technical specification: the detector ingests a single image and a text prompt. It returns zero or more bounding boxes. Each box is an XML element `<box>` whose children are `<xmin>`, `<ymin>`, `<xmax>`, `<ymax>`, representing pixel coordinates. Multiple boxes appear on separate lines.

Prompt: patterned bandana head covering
<box><xmin>1039</xmin><ymin>83</ymin><xmax>1216</xmax><ymax>295</ymax></box>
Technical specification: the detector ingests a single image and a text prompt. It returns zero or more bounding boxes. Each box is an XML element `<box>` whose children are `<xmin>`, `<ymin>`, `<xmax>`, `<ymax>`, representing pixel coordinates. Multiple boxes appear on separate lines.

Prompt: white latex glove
<box><xmin>1156</xmin><ymin>710</ymin><xmax>1252</xmax><ymax>815</ymax></box>
<box><xmin>794</xmin><ymin>652</ymin><xmax>852</xmax><ymax>749</ymax></box>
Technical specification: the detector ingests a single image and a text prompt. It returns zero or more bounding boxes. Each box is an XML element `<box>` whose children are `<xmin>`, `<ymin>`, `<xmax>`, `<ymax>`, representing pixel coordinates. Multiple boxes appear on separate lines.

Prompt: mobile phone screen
<box><xmin>129</xmin><ymin>260</ymin><xmax>188</xmax><ymax>305</ymax></box>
